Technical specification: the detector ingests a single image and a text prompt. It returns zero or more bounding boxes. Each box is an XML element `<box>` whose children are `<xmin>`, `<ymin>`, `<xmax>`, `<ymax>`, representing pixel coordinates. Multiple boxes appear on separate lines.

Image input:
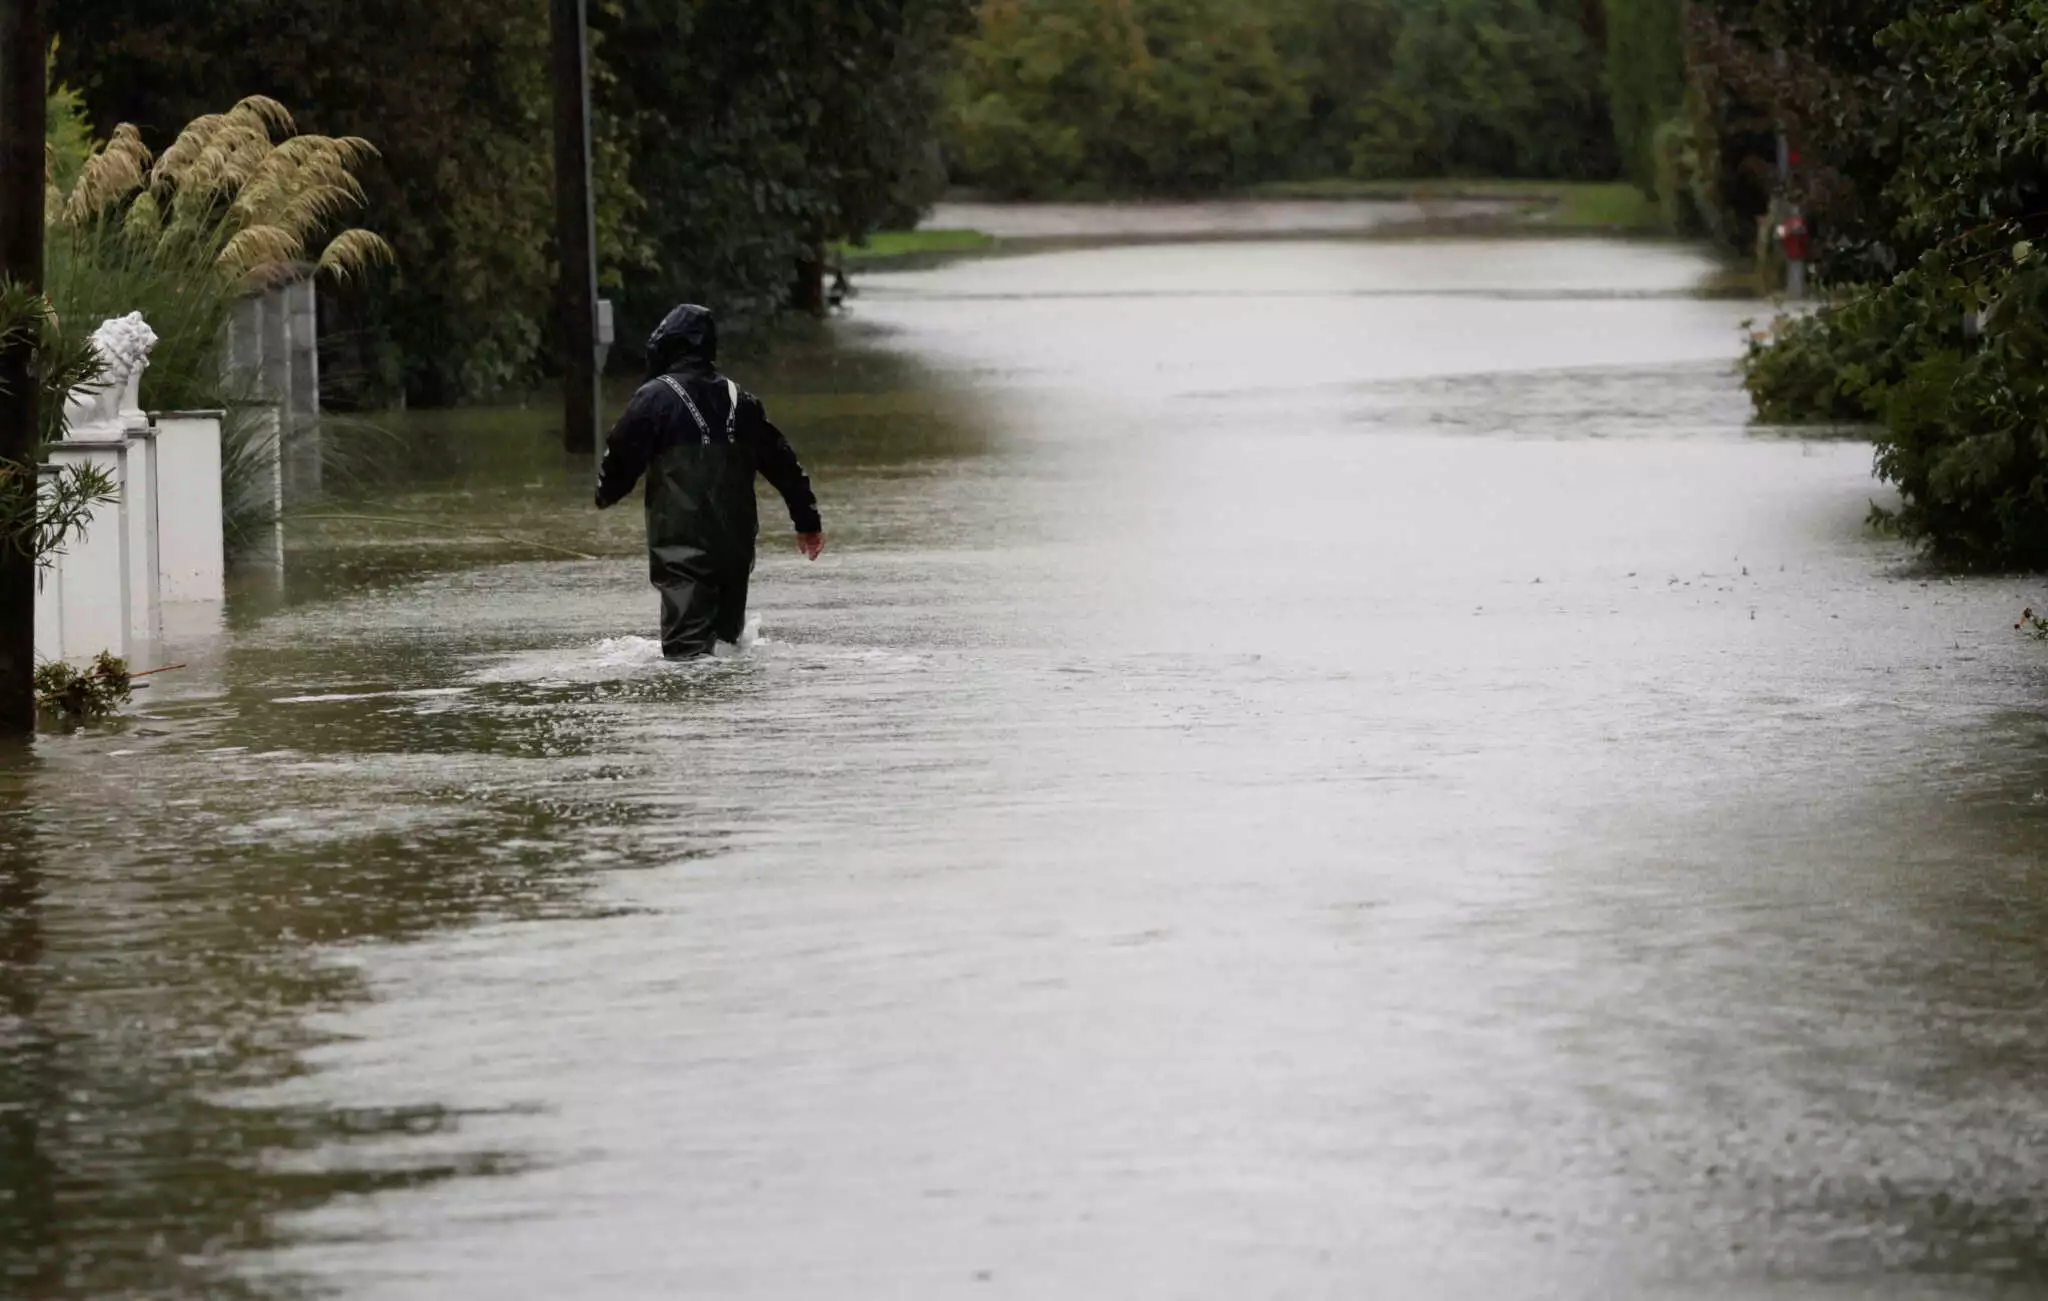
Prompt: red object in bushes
<box><xmin>1777</xmin><ymin>216</ymin><xmax>1812</xmax><ymax>262</ymax></box>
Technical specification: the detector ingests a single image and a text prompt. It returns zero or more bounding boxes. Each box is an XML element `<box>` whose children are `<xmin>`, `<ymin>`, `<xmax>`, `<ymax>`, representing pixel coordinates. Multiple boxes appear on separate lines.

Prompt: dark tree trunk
<box><xmin>791</xmin><ymin>248</ymin><xmax>828</xmax><ymax>316</ymax></box>
<box><xmin>0</xmin><ymin>0</ymin><xmax>47</xmax><ymax>734</ymax></box>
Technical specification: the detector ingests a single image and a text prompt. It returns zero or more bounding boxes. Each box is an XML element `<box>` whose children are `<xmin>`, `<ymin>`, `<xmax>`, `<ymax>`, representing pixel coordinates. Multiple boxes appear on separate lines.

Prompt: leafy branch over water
<box><xmin>0</xmin><ymin>460</ymin><xmax>120</xmax><ymax>567</ymax></box>
<box><xmin>0</xmin><ymin>281</ymin><xmax>122</xmax><ymax>567</ymax></box>
<box><xmin>34</xmin><ymin>652</ymin><xmax>131</xmax><ymax>723</ymax></box>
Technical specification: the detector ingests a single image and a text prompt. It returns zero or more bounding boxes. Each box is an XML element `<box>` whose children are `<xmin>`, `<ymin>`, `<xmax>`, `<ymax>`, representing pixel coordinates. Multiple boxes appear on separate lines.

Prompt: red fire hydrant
<box><xmin>1775</xmin><ymin>215</ymin><xmax>1811</xmax><ymax>298</ymax></box>
<box><xmin>1776</xmin><ymin>216</ymin><xmax>1812</xmax><ymax>263</ymax></box>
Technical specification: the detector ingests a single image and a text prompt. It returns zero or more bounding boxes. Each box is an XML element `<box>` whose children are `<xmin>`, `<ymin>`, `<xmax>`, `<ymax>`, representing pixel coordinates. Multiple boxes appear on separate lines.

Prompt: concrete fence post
<box><xmin>153</xmin><ymin>411</ymin><xmax>225</xmax><ymax>603</ymax></box>
<box><xmin>283</xmin><ymin>276</ymin><xmax>321</xmax><ymax>504</ymax></box>
<box><xmin>124</xmin><ymin>423</ymin><xmax>160</xmax><ymax>648</ymax></box>
<box><xmin>227</xmin><ymin>295</ymin><xmax>262</xmax><ymax>390</ymax></box>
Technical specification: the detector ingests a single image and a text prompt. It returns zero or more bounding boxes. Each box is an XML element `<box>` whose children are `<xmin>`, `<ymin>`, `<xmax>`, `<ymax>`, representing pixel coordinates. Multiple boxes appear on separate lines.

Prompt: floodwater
<box><xmin>7</xmin><ymin>236</ymin><xmax>2048</xmax><ymax>1300</ymax></box>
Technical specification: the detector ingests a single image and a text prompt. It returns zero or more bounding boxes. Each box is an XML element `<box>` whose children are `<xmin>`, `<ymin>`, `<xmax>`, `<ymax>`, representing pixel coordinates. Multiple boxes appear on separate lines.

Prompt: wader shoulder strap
<box><xmin>656</xmin><ymin>374</ymin><xmax>743</xmax><ymax>443</ymax></box>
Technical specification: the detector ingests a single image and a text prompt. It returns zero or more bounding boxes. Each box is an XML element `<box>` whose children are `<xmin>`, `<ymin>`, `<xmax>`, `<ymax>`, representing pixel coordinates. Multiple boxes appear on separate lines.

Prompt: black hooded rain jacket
<box><xmin>596</xmin><ymin>305</ymin><xmax>822</xmax><ymax>658</ymax></box>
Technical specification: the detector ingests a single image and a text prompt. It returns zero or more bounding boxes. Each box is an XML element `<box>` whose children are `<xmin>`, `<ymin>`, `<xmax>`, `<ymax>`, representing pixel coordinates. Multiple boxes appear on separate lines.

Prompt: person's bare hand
<box><xmin>797</xmin><ymin>532</ymin><xmax>825</xmax><ymax>561</ymax></box>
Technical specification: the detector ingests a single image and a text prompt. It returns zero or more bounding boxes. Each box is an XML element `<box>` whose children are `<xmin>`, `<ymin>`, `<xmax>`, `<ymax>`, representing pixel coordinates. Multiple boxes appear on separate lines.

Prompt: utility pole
<box><xmin>0</xmin><ymin>0</ymin><xmax>47</xmax><ymax>734</ymax></box>
<box><xmin>1772</xmin><ymin>46</ymin><xmax>1807</xmax><ymax>301</ymax></box>
<box><xmin>551</xmin><ymin>0</ymin><xmax>599</xmax><ymax>455</ymax></box>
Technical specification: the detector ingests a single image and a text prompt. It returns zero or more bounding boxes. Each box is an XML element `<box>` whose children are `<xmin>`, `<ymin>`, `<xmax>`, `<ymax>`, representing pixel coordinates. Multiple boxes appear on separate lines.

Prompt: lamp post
<box><xmin>552</xmin><ymin>0</ymin><xmax>599</xmax><ymax>455</ymax></box>
<box><xmin>0</xmin><ymin>0</ymin><xmax>47</xmax><ymax>734</ymax></box>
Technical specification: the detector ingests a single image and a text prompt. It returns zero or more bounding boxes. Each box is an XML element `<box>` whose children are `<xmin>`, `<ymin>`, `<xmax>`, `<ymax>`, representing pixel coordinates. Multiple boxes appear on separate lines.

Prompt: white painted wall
<box><xmin>38</xmin><ymin>413</ymin><xmax>224</xmax><ymax>666</ymax></box>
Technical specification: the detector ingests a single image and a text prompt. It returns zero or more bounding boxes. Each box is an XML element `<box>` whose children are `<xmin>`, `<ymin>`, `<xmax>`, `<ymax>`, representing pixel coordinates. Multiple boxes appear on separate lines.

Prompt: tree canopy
<box><xmin>51</xmin><ymin>0</ymin><xmax>970</xmax><ymax>405</ymax></box>
<box><xmin>44</xmin><ymin>1</ymin><xmax>1692</xmax><ymax>405</ymax></box>
<box><xmin>943</xmin><ymin>0</ymin><xmax>1616</xmax><ymax>197</ymax></box>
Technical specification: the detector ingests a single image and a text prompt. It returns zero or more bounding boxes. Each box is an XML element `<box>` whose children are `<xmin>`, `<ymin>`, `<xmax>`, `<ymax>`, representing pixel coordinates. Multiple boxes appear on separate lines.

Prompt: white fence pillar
<box><xmin>45</xmin><ymin>440</ymin><xmax>131</xmax><ymax>662</ymax></box>
<box><xmin>153</xmin><ymin>412</ymin><xmax>226</xmax><ymax>603</ymax></box>
<box><xmin>124</xmin><ymin>426</ymin><xmax>161</xmax><ymax>647</ymax></box>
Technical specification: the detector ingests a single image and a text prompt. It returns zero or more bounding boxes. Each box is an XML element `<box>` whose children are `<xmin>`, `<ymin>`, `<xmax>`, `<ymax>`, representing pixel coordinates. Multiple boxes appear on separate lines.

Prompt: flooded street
<box><xmin>9</xmin><ymin>236</ymin><xmax>2048</xmax><ymax>1299</ymax></box>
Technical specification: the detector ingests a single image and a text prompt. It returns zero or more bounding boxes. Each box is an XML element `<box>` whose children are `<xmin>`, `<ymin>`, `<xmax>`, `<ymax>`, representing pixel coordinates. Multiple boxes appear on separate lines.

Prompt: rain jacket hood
<box><xmin>645</xmin><ymin>303</ymin><xmax>719</xmax><ymax>378</ymax></box>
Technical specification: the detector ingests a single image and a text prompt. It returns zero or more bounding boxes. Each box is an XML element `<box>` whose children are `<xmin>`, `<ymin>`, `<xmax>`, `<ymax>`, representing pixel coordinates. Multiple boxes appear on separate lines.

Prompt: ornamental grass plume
<box><xmin>41</xmin><ymin>95</ymin><xmax>397</xmax><ymax>554</ymax></box>
<box><xmin>45</xmin><ymin>96</ymin><xmax>395</xmax><ymax>415</ymax></box>
<box><xmin>52</xmin><ymin>95</ymin><xmax>393</xmax><ymax>286</ymax></box>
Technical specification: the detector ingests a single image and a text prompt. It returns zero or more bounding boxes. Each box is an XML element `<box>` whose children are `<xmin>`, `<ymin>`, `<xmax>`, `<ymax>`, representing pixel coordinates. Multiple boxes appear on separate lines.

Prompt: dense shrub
<box><xmin>1738</xmin><ymin>1</ymin><xmax>2048</xmax><ymax>567</ymax></box>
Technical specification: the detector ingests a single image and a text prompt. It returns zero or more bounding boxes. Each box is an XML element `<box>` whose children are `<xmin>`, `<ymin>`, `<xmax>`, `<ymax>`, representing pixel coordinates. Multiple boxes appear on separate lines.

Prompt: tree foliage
<box><xmin>1384</xmin><ymin>0</ymin><xmax>1613</xmax><ymax>181</ymax></box>
<box><xmin>45</xmin><ymin>53</ymin><xmax>94</xmax><ymax>193</ymax></box>
<box><xmin>944</xmin><ymin>0</ymin><xmax>1615</xmax><ymax>197</ymax></box>
<box><xmin>1604</xmin><ymin>0</ymin><xmax>1684</xmax><ymax>192</ymax></box>
<box><xmin>52</xmin><ymin>2</ymin><xmax>596</xmax><ymax>403</ymax></box>
<box><xmin>598</xmin><ymin>0</ymin><xmax>971</xmax><ymax>348</ymax></box>
<box><xmin>52</xmin><ymin>0</ymin><xmax>966</xmax><ymax>405</ymax></box>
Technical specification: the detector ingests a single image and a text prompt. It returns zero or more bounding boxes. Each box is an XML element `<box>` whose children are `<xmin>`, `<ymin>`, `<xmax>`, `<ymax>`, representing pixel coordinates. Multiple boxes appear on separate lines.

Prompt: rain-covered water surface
<box><xmin>8</xmin><ymin>237</ymin><xmax>2048</xmax><ymax>1299</ymax></box>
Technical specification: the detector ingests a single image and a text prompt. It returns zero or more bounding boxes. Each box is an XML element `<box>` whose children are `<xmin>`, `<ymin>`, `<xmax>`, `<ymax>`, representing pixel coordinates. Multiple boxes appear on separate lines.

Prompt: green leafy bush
<box><xmin>1736</xmin><ymin>1</ymin><xmax>2048</xmax><ymax>568</ymax></box>
<box><xmin>1747</xmin><ymin>247</ymin><xmax>2048</xmax><ymax>567</ymax></box>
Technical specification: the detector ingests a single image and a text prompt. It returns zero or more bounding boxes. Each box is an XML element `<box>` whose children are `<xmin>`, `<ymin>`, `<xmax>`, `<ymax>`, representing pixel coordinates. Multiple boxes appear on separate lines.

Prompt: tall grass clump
<box><xmin>41</xmin><ymin>95</ymin><xmax>392</xmax><ymax>549</ymax></box>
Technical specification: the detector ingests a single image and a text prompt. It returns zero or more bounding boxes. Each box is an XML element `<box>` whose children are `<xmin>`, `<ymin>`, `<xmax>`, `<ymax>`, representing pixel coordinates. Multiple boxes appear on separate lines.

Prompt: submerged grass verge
<box><xmin>837</xmin><ymin>229</ymin><xmax>998</xmax><ymax>265</ymax></box>
<box><xmin>1250</xmin><ymin>179</ymin><xmax>1666</xmax><ymax>233</ymax></box>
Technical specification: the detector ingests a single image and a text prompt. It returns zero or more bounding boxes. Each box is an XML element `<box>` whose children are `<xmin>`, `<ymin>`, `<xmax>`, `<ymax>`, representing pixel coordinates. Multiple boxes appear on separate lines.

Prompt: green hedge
<box><xmin>1739</xmin><ymin>2</ymin><xmax>2048</xmax><ymax>567</ymax></box>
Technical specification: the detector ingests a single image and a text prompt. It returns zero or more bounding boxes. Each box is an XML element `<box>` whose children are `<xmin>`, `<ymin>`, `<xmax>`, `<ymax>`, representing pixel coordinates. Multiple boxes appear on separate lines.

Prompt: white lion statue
<box><xmin>61</xmin><ymin>313</ymin><xmax>159</xmax><ymax>440</ymax></box>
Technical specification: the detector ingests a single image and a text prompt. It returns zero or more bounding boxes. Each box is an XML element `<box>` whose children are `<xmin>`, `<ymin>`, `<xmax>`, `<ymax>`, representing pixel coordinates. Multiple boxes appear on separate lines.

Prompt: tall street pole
<box><xmin>551</xmin><ymin>0</ymin><xmax>600</xmax><ymax>455</ymax></box>
<box><xmin>0</xmin><ymin>0</ymin><xmax>47</xmax><ymax>735</ymax></box>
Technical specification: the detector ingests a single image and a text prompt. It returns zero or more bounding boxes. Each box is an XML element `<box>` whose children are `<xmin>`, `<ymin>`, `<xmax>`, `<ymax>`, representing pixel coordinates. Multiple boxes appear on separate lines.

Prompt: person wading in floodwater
<box><xmin>596</xmin><ymin>304</ymin><xmax>825</xmax><ymax>658</ymax></box>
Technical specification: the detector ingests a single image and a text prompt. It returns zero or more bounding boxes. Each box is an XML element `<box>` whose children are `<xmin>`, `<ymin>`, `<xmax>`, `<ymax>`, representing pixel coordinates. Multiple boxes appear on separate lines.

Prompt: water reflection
<box><xmin>0</xmin><ymin>766</ymin><xmax>59</xmax><ymax>1297</ymax></box>
<box><xmin>0</xmin><ymin>740</ymin><xmax>565</xmax><ymax>1298</ymax></box>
